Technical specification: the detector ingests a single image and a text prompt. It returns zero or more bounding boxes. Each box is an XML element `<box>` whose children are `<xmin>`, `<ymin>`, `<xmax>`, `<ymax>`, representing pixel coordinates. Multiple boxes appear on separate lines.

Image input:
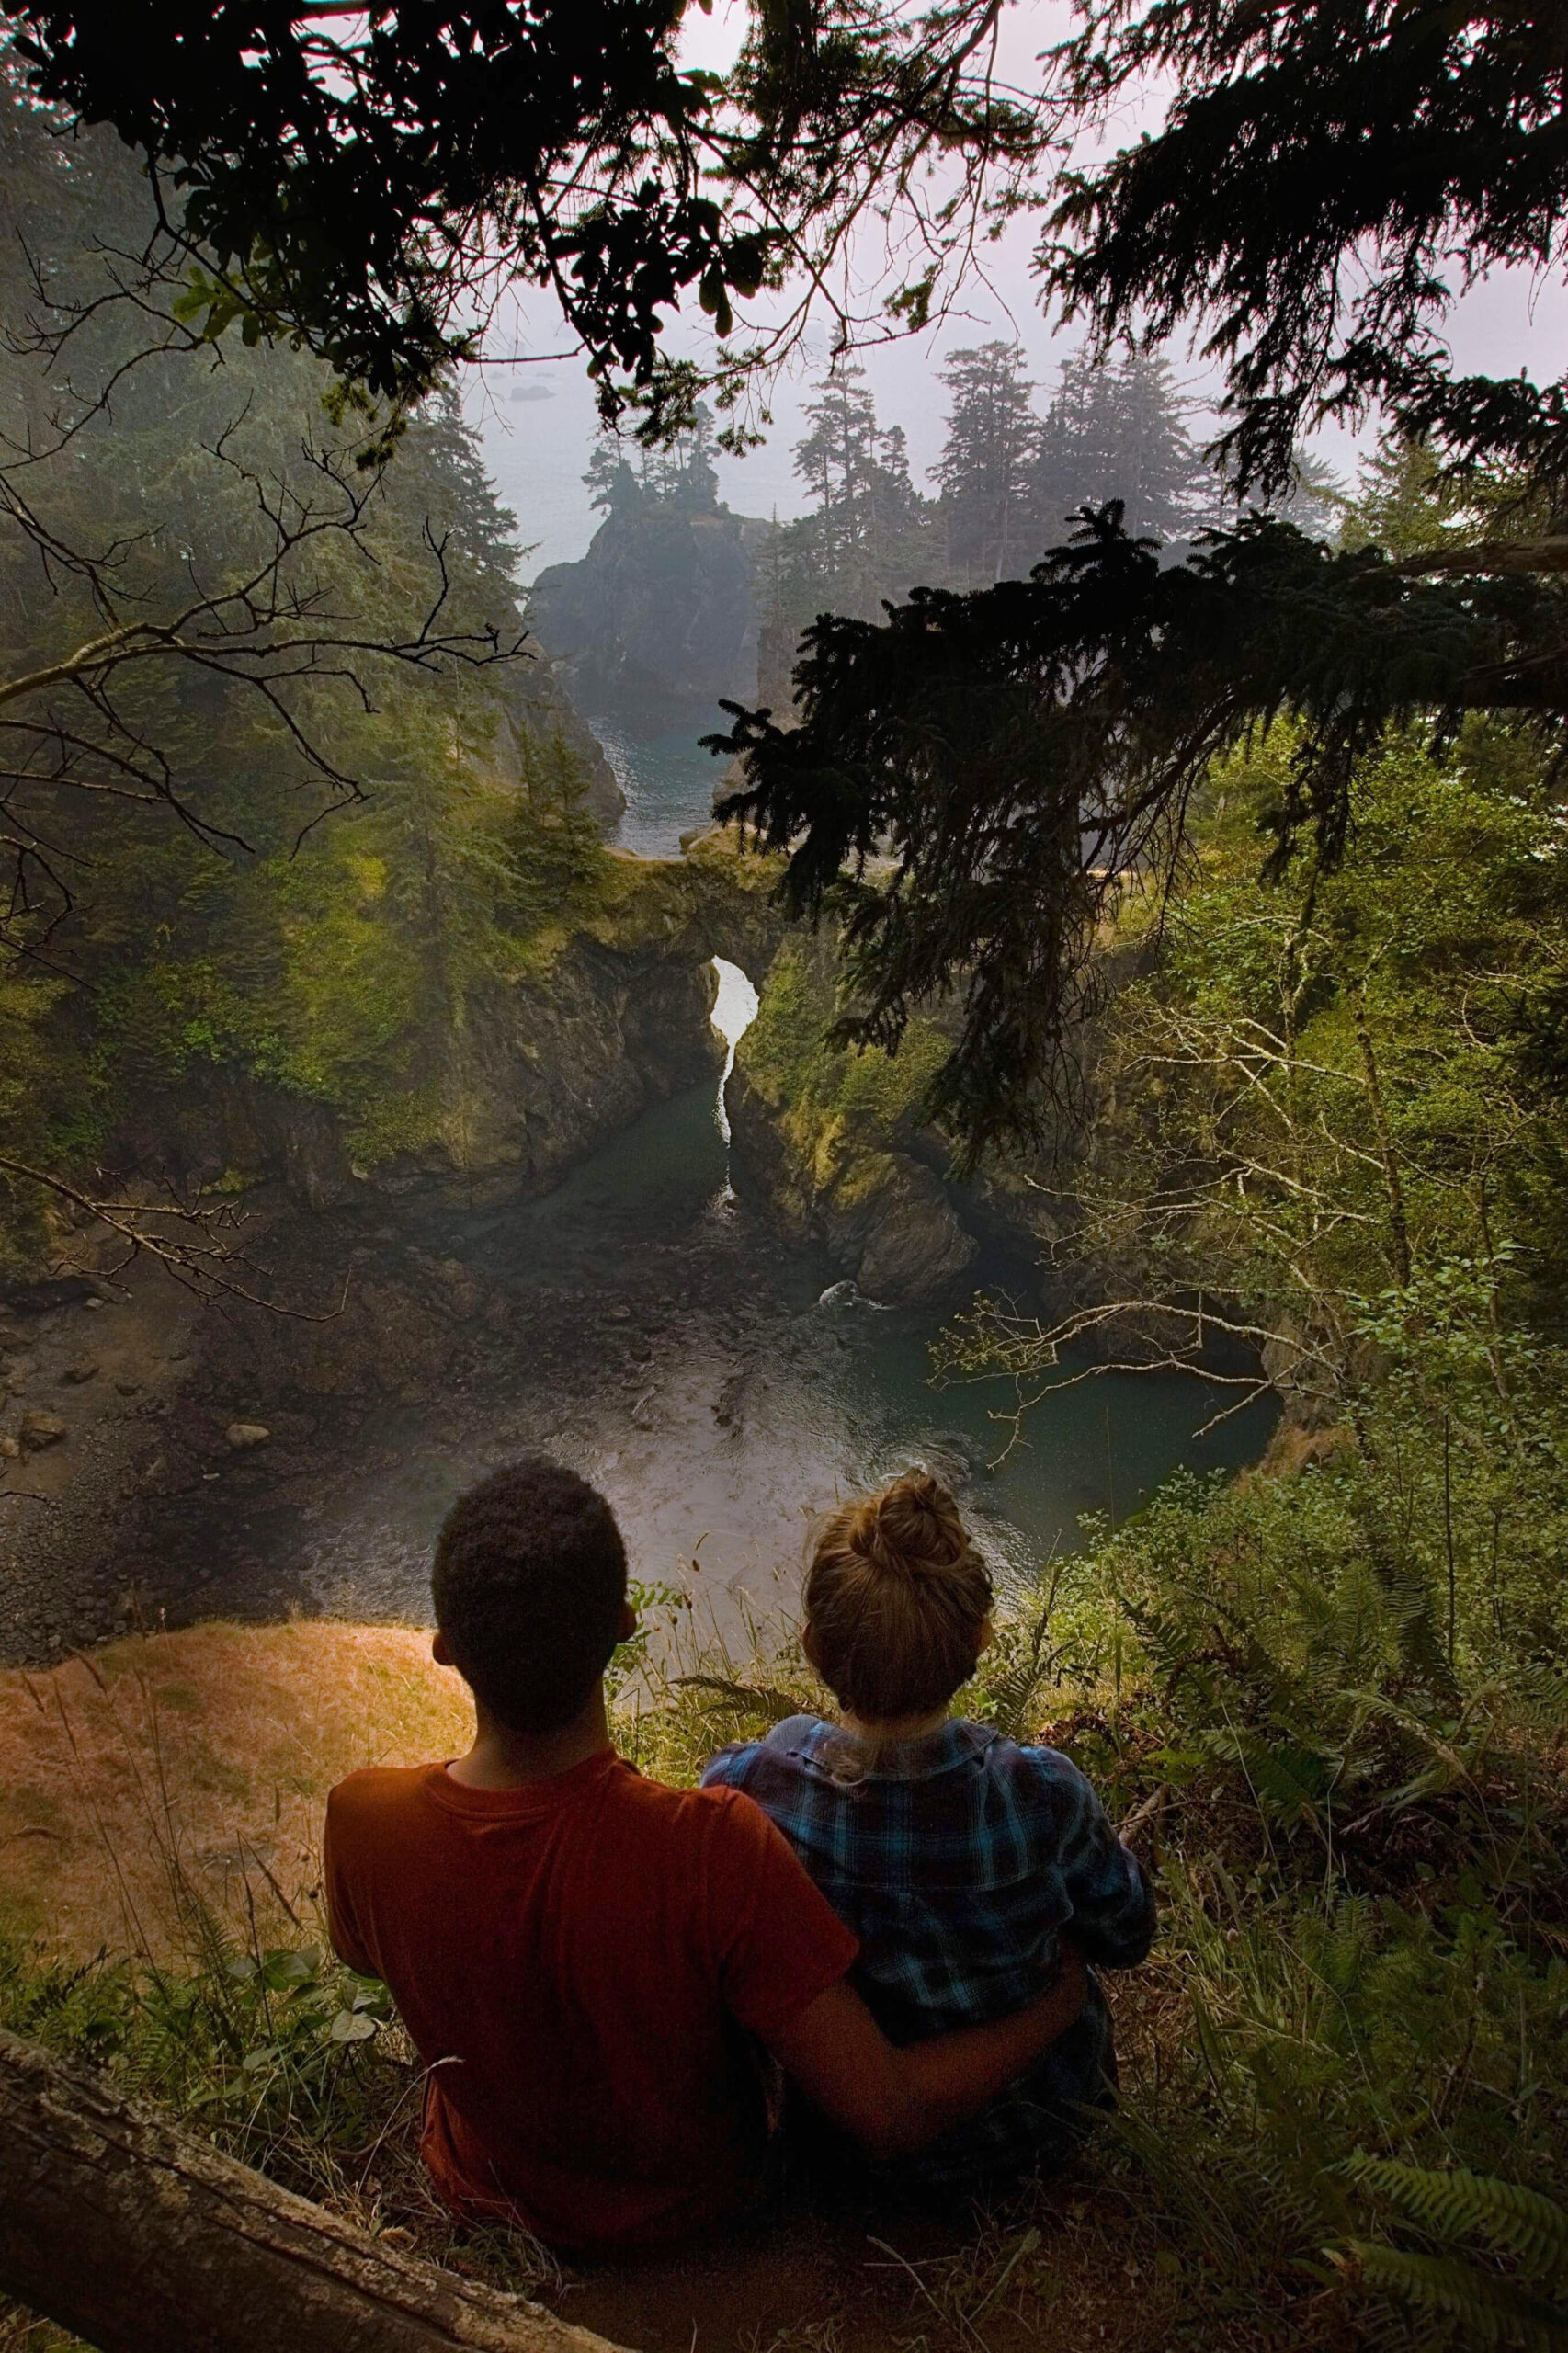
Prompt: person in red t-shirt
<box><xmin>324</xmin><ymin>1456</ymin><xmax>1088</xmax><ymax>2255</ymax></box>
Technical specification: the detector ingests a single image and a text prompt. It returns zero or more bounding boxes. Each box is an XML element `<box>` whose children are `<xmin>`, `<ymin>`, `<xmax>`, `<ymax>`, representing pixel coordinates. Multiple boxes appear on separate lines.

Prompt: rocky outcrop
<box><xmin>528</xmin><ymin>506</ymin><xmax>769</xmax><ymax>716</ymax></box>
<box><xmin>117</xmin><ymin>830</ymin><xmax>790</xmax><ymax>1216</ymax></box>
<box><xmin>729</xmin><ymin>1062</ymin><xmax>976</xmax><ymax>1302</ymax></box>
<box><xmin>725</xmin><ymin>933</ymin><xmax>978</xmax><ymax>1305</ymax></box>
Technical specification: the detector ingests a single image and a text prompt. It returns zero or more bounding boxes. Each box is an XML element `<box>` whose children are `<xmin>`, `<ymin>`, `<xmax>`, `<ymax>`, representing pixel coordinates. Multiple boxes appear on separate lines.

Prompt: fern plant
<box><xmin>1335</xmin><ymin>2158</ymin><xmax>1568</xmax><ymax>2350</ymax></box>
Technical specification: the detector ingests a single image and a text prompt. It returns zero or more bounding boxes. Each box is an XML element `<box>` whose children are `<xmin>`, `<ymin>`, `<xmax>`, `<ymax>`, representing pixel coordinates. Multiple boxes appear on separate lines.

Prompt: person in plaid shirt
<box><xmin>702</xmin><ymin>1470</ymin><xmax>1154</xmax><ymax>2192</ymax></box>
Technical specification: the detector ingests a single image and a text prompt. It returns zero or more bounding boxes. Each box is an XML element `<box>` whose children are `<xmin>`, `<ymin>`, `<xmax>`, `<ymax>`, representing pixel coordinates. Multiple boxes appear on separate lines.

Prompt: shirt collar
<box><xmin>803</xmin><ymin>1715</ymin><xmax>992</xmax><ymax>1784</ymax></box>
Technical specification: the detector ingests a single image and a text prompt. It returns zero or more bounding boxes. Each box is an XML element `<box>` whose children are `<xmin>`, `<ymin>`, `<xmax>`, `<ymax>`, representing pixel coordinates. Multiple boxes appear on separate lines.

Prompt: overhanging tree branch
<box><xmin>0</xmin><ymin>1153</ymin><xmax>349</xmax><ymax>1318</ymax></box>
<box><xmin>711</xmin><ymin>505</ymin><xmax>1568</xmax><ymax>1158</ymax></box>
<box><xmin>0</xmin><ymin>429</ymin><xmax>526</xmax><ymax>962</ymax></box>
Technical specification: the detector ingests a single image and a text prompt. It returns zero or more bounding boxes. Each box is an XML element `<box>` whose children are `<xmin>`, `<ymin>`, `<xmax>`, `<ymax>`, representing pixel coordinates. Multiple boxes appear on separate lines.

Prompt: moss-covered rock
<box><xmin>126</xmin><ymin>832</ymin><xmax>790</xmax><ymax>1213</ymax></box>
<box><xmin>728</xmin><ymin>933</ymin><xmax>977</xmax><ymax>1302</ymax></box>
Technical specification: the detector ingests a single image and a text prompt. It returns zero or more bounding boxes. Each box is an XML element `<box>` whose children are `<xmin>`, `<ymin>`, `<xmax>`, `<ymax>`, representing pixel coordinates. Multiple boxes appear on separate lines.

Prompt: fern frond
<box><xmin>1344</xmin><ymin>2160</ymin><xmax>1568</xmax><ymax>2283</ymax></box>
<box><xmin>1199</xmin><ymin>1726</ymin><xmax>1336</xmax><ymax>1824</ymax></box>
<box><xmin>669</xmin><ymin>1675</ymin><xmax>801</xmax><ymax>1724</ymax></box>
<box><xmin>1338</xmin><ymin>2242</ymin><xmax>1568</xmax><ymax>2351</ymax></box>
<box><xmin>983</xmin><ymin>1609</ymin><xmax>1062</xmax><ymax>1739</ymax></box>
<box><xmin>1508</xmin><ymin>1670</ymin><xmax>1568</xmax><ymax>1737</ymax></box>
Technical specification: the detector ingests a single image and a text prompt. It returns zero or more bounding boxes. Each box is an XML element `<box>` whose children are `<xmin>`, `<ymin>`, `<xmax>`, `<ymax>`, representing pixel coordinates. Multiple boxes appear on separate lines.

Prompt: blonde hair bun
<box><xmin>806</xmin><ymin>1470</ymin><xmax>994</xmax><ymax>1722</ymax></box>
<box><xmin>846</xmin><ymin>1471</ymin><xmax>972</xmax><ymax>1580</ymax></box>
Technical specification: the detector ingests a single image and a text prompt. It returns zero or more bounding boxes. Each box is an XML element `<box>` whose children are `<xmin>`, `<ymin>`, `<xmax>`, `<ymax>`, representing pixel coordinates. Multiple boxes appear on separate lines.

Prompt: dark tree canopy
<box><xmin>25</xmin><ymin>0</ymin><xmax>1568</xmax><ymax>1165</ymax></box>
<box><xmin>17</xmin><ymin>1</ymin><xmax>1568</xmax><ymax>475</ymax></box>
<box><xmin>715</xmin><ymin>0</ymin><xmax>1568</xmax><ymax>1156</ymax></box>
<box><xmin>713</xmin><ymin>508</ymin><xmax>1568</xmax><ymax>1157</ymax></box>
<box><xmin>11</xmin><ymin>1</ymin><xmax>1040</xmax><ymax>437</ymax></box>
<box><xmin>1042</xmin><ymin>0</ymin><xmax>1568</xmax><ymax>497</ymax></box>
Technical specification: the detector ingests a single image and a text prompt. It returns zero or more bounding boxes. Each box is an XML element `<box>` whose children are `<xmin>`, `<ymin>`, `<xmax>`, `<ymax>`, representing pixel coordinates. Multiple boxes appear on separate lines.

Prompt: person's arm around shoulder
<box><xmin>704</xmin><ymin>1783</ymin><xmax>1090</xmax><ymax>2162</ymax></box>
<box><xmin>768</xmin><ymin>1949</ymin><xmax>1089</xmax><ymax>2160</ymax></box>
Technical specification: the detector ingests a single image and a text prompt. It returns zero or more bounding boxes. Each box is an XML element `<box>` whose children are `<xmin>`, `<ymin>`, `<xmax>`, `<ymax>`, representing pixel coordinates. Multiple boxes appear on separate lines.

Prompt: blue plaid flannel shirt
<box><xmin>701</xmin><ymin>1714</ymin><xmax>1155</xmax><ymax>2188</ymax></box>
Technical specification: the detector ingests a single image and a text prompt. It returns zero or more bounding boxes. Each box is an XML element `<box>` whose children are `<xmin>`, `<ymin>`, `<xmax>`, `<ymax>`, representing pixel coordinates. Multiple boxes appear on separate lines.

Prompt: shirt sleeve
<box><xmin>1027</xmin><ymin>1748</ymin><xmax>1156</xmax><ymax>1969</ymax></box>
<box><xmin>698</xmin><ymin>1741</ymin><xmax>758</xmax><ymax>1791</ymax></box>
<box><xmin>700</xmin><ymin>1787</ymin><xmax>858</xmax><ymax>2043</ymax></box>
<box><xmin>322</xmin><ymin>1782</ymin><xmax>380</xmax><ymax>1979</ymax></box>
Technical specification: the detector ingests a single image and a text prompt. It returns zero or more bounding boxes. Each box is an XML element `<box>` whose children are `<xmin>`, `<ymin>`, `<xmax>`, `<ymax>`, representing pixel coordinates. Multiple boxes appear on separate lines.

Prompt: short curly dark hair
<box><xmin>431</xmin><ymin>1456</ymin><xmax>628</xmax><ymax>1733</ymax></box>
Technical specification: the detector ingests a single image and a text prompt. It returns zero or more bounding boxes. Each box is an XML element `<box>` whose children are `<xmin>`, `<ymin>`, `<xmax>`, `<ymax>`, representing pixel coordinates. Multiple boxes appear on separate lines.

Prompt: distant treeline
<box><xmin>576</xmin><ymin>346</ymin><xmax>1334</xmax><ymax>710</ymax></box>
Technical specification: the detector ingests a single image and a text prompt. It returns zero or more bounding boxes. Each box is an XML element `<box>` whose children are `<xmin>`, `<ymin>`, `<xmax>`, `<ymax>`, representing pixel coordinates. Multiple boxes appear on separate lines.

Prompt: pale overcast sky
<box><xmin>464</xmin><ymin>0</ymin><xmax>1568</xmax><ymax>578</ymax></box>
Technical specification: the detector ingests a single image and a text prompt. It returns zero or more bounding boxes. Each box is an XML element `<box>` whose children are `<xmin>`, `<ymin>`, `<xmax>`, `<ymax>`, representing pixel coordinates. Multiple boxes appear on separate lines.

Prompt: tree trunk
<box><xmin>0</xmin><ymin>2028</ymin><xmax>635</xmax><ymax>2353</ymax></box>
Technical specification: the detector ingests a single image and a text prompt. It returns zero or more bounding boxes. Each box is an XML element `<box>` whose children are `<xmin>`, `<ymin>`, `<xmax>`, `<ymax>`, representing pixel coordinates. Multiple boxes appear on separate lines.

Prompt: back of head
<box><xmin>432</xmin><ymin>1455</ymin><xmax>627</xmax><ymax>1734</ymax></box>
<box><xmin>805</xmin><ymin>1471</ymin><xmax>993</xmax><ymax>1722</ymax></box>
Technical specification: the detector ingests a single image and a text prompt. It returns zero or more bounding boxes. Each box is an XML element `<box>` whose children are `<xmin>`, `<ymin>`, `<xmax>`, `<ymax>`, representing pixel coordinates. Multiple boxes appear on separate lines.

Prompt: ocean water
<box><xmin>591</xmin><ymin>710</ymin><xmax>735</xmax><ymax>858</ymax></box>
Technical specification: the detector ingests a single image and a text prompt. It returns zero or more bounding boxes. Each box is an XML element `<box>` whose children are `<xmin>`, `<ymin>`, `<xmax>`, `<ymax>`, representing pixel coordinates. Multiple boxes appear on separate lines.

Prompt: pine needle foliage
<box><xmin>714</xmin><ymin>507</ymin><xmax>1568</xmax><ymax>1160</ymax></box>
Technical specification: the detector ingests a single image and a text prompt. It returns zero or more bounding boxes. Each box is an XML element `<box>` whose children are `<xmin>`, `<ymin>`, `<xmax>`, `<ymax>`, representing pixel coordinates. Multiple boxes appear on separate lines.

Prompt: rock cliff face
<box><xmin>728</xmin><ymin>919</ymin><xmax>1298</xmax><ymax>1435</ymax></box>
<box><xmin>722</xmin><ymin>919</ymin><xmax>1168</xmax><ymax>1318</ymax></box>
<box><xmin>528</xmin><ymin>505</ymin><xmax>768</xmax><ymax>715</ymax></box>
<box><xmin>724</xmin><ymin>933</ymin><xmax>979</xmax><ymax>1305</ymax></box>
<box><xmin>135</xmin><ymin>831</ymin><xmax>789</xmax><ymax>1215</ymax></box>
<box><xmin>728</xmin><ymin>1061</ymin><xmax>977</xmax><ymax>1302</ymax></box>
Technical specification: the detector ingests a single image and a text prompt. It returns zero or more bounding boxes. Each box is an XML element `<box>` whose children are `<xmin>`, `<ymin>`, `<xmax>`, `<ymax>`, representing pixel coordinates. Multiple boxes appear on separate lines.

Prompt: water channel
<box><xmin>592</xmin><ymin>706</ymin><xmax>734</xmax><ymax>858</ymax></box>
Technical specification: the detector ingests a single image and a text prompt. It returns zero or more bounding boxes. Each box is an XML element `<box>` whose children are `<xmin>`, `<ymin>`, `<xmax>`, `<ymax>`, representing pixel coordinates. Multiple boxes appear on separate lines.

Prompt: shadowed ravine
<box><xmin>75</xmin><ymin>947</ymin><xmax>1273</xmax><ymax>1663</ymax></box>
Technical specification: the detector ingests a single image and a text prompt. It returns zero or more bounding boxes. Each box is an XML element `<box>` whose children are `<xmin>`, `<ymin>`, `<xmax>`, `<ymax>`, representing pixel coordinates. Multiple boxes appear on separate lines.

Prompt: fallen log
<box><xmin>0</xmin><ymin>2027</ymin><xmax>633</xmax><ymax>2353</ymax></box>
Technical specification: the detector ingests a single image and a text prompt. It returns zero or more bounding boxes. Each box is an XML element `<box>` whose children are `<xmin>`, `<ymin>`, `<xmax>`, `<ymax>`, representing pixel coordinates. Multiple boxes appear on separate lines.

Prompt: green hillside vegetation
<box><xmin>737</xmin><ymin>933</ymin><xmax>953</xmax><ymax>1199</ymax></box>
<box><xmin>0</xmin><ymin>90</ymin><xmax>608</xmax><ymax>1274</ymax></box>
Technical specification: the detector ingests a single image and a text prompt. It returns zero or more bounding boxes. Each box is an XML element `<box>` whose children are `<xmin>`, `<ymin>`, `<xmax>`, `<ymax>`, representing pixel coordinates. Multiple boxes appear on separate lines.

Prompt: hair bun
<box><xmin>805</xmin><ymin>1469</ymin><xmax>994</xmax><ymax>1721</ymax></box>
<box><xmin>851</xmin><ymin>1471</ymin><xmax>968</xmax><ymax>1580</ymax></box>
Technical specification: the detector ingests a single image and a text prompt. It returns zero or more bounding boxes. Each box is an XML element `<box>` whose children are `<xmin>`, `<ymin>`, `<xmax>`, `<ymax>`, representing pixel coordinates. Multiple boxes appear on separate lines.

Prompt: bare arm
<box><xmin>767</xmin><ymin>1946</ymin><xmax>1089</xmax><ymax>2160</ymax></box>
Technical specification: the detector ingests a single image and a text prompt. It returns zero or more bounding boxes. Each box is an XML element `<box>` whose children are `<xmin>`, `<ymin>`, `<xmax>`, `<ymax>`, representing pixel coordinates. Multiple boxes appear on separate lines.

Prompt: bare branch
<box><xmin>0</xmin><ymin>1154</ymin><xmax>347</xmax><ymax>1321</ymax></box>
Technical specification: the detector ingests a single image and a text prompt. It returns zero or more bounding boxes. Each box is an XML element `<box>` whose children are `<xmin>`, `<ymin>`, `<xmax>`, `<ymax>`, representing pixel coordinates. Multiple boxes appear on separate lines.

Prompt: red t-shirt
<box><xmin>323</xmin><ymin>1750</ymin><xmax>858</xmax><ymax>2251</ymax></box>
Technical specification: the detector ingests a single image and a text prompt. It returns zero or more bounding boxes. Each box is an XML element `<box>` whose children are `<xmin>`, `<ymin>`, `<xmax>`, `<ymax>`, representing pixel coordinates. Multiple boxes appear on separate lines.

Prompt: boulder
<box><xmin>225</xmin><ymin>1422</ymin><xmax>271</xmax><ymax>1450</ymax></box>
<box><xmin>846</xmin><ymin>1160</ymin><xmax>978</xmax><ymax>1306</ymax></box>
<box><xmin>60</xmin><ymin>1360</ymin><xmax>99</xmax><ymax>1385</ymax></box>
<box><xmin>19</xmin><ymin>1410</ymin><xmax>67</xmax><ymax>1450</ymax></box>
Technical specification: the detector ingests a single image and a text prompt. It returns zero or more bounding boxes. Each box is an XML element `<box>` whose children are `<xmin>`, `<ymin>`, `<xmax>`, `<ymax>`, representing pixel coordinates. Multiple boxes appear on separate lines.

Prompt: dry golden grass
<box><xmin>0</xmin><ymin>1620</ymin><xmax>474</xmax><ymax>1958</ymax></box>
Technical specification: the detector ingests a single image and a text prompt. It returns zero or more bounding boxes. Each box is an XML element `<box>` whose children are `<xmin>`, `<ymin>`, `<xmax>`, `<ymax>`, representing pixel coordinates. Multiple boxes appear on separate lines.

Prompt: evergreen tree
<box><xmin>935</xmin><ymin>343</ymin><xmax>1039</xmax><ymax>583</ymax></box>
<box><xmin>0</xmin><ymin>83</ymin><xmax>608</xmax><ymax>1263</ymax></box>
<box><xmin>637</xmin><ymin>403</ymin><xmax>722</xmax><ymax>511</ymax></box>
<box><xmin>585</xmin><ymin>439</ymin><xmax>641</xmax><ymax>518</ymax></box>
<box><xmin>715</xmin><ymin>503</ymin><xmax>1568</xmax><ymax>1157</ymax></box>
<box><xmin>753</xmin><ymin>366</ymin><xmax>939</xmax><ymax>704</ymax></box>
<box><xmin>790</xmin><ymin>368</ymin><xmax>913</xmax><ymax>581</ymax></box>
<box><xmin>1031</xmin><ymin>350</ymin><xmax>1215</xmax><ymax>549</ymax></box>
<box><xmin>584</xmin><ymin>405</ymin><xmax>722</xmax><ymax>517</ymax></box>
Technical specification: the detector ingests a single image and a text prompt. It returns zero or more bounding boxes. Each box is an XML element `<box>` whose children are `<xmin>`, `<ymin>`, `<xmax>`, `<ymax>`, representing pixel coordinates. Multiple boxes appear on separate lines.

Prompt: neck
<box><xmin>840</xmin><ymin>1703</ymin><xmax>953</xmax><ymax>1747</ymax></box>
<box><xmin>447</xmin><ymin>1683</ymin><xmax>613</xmax><ymax>1790</ymax></box>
